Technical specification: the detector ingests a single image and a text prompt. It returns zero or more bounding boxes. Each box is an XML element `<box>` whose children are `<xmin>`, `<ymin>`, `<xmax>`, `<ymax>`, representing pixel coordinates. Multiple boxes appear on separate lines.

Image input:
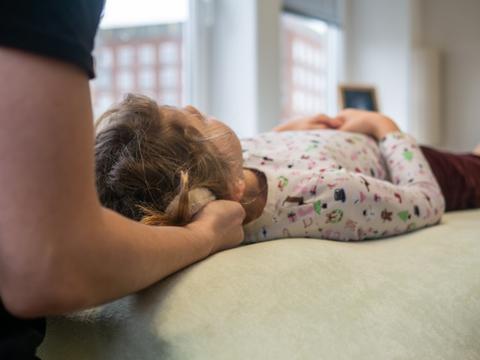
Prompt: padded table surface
<box><xmin>39</xmin><ymin>210</ymin><xmax>480</xmax><ymax>360</ymax></box>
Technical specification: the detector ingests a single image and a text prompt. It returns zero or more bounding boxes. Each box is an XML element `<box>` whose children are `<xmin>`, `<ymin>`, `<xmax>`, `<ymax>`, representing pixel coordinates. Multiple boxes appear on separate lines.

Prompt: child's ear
<box><xmin>231</xmin><ymin>178</ymin><xmax>246</xmax><ymax>202</ymax></box>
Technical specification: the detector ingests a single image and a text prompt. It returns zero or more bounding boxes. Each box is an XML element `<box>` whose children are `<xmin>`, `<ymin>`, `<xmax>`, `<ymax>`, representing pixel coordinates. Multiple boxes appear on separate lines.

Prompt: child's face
<box><xmin>160</xmin><ymin>105</ymin><xmax>246</xmax><ymax>201</ymax></box>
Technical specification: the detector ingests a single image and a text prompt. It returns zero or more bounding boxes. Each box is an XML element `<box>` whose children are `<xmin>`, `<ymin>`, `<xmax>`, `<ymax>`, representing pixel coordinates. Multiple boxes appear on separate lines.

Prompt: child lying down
<box><xmin>94</xmin><ymin>94</ymin><xmax>477</xmax><ymax>242</ymax></box>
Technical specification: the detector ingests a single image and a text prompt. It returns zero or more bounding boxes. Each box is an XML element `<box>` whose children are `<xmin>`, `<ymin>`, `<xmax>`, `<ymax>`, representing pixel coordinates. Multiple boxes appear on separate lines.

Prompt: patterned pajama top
<box><xmin>241</xmin><ymin>130</ymin><xmax>445</xmax><ymax>243</ymax></box>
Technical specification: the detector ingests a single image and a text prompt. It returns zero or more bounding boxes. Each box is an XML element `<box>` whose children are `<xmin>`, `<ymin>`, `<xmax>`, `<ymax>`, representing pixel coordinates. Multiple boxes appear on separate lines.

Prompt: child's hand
<box><xmin>334</xmin><ymin>109</ymin><xmax>400</xmax><ymax>140</ymax></box>
<box><xmin>273</xmin><ymin>114</ymin><xmax>343</xmax><ymax>132</ymax></box>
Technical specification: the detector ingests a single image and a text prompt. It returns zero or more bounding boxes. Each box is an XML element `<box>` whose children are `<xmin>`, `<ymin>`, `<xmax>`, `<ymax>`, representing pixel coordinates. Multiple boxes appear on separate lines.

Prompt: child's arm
<box><xmin>272</xmin><ymin>108</ymin><xmax>400</xmax><ymax>140</ymax></box>
<box><xmin>273</xmin><ymin>114</ymin><xmax>342</xmax><ymax>132</ymax></box>
<box><xmin>313</xmin><ymin>132</ymin><xmax>445</xmax><ymax>240</ymax></box>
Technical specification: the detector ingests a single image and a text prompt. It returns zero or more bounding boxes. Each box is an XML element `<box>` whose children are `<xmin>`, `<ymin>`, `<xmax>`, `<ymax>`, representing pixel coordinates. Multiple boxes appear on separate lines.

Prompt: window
<box><xmin>117</xmin><ymin>45</ymin><xmax>135</xmax><ymax>67</ymax></box>
<box><xmin>159</xmin><ymin>67</ymin><xmax>179</xmax><ymax>88</ymax></box>
<box><xmin>138</xmin><ymin>44</ymin><xmax>156</xmax><ymax>66</ymax></box>
<box><xmin>117</xmin><ymin>70</ymin><xmax>134</xmax><ymax>92</ymax></box>
<box><xmin>159</xmin><ymin>42</ymin><xmax>179</xmax><ymax>64</ymax></box>
<box><xmin>281</xmin><ymin>12</ymin><xmax>337</xmax><ymax>120</ymax></box>
<box><xmin>95</xmin><ymin>70</ymin><xmax>112</xmax><ymax>91</ymax></box>
<box><xmin>90</xmin><ymin>2</ymin><xmax>342</xmax><ymax>134</ymax></box>
<box><xmin>159</xmin><ymin>91</ymin><xmax>179</xmax><ymax>106</ymax></box>
<box><xmin>139</xmin><ymin>67</ymin><xmax>155</xmax><ymax>90</ymax></box>
<box><xmin>97</xmin><ymin>48</ymin><xmax>113</xmax><ymax>69</ymax></box>
<box><xmin>91</xmin><ymin>0</ymin><xmax>189</xmax><ymax>117</ymax></box>
<box><xmin>95</xmin><ymin>94</ymin><xmax>114</xmax><ymax>113</ymax></box>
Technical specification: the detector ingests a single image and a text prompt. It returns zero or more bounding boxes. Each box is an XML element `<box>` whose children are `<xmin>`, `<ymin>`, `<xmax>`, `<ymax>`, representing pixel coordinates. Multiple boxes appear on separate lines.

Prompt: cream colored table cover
<box><xmin>39</xmin><ymin>210</ymin><xmax>480</xmax><ymax>360</ymax></box>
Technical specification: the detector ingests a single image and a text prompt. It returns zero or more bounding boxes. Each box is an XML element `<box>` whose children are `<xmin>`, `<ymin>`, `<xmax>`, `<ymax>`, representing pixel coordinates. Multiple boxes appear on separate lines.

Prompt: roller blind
<box><xmin>283</xmin><ymin>0</ymin><xmax>342</xmax><ymax>26</ymax></box>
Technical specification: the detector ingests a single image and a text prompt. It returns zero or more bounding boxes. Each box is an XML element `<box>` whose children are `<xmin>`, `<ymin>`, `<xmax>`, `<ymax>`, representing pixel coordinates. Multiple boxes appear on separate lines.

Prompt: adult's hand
<box><xmin>273</xmin><ymin>114</ymin><xmax>343</xmax><ymax>132</ymax></box>
<box><xmin>187</xmin><ymin>200</ymin><xmax>246</xmax><ymax>254</ymax></box>
<box><xmin>334</xmin><ymin>109</ymin><xmax>400</xmax><ymax>140</ymax></box>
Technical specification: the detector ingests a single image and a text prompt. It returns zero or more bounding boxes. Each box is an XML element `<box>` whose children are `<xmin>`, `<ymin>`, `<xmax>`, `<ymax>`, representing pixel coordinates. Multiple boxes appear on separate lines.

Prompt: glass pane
<box><xmin>281</xmin><ymin>13</ymin><xmax>329</xmax><ymax>120</ymax></box>
<box><xmin>91</xmin><ymin>0</ymin><xmax>188</xmax><ymax>117</ymax></box>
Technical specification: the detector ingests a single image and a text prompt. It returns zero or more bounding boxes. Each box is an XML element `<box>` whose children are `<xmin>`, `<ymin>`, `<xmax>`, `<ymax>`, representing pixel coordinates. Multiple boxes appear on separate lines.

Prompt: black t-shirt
<box><xmin>0</xmin><ymin>0</ymin><xmax>104</xmax><ymax>78</ymax></box>
<box><xmin>0</xmin><ymin>302</ymin><xmax>45</xmax><ymax>360</ymax></box>
<box><xmin>0</xmin><ymin>0</ymin><xmax>104</xmax><ymax>358</ymax></box>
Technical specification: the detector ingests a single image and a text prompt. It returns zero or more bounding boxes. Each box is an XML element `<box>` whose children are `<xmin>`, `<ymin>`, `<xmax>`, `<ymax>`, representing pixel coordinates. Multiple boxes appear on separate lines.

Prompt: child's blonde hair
<box><xmin>95</xmin><ymin>94</ymin><xmax>234</xmax><ymax>226</ymax></box>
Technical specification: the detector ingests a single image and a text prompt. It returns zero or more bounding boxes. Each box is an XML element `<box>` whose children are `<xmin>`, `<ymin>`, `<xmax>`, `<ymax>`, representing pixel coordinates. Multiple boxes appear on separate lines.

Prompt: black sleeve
<box><xmin>0</xmin><ymin>0</ymin><xmax>105</xmax><ymax>79</ymax></box>
<box><xmin>0</xmin><ymin>301</ymin><xmax>46</xmax><ymax>360</ymax></box>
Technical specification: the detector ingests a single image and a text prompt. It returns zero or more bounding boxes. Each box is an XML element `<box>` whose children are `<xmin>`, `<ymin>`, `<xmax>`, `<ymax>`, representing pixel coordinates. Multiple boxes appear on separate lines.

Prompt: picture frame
<box><xmin>338</xmin><ymin>84</ymin><xmax>379</xmax><ymax>111</ymax></box>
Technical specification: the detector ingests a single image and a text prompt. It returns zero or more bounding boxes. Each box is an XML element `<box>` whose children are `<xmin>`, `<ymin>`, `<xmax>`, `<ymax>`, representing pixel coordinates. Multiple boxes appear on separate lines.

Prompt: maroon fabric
<box><xmin>421</xmin><ymin>146</ymin><xmax>480</xmax><ymax>212</ymax></box>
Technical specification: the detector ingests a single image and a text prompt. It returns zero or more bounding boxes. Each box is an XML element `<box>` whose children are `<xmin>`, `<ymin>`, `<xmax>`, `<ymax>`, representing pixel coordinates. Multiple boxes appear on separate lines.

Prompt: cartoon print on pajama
<box><xmin>241</xmin><ymin>130</ymin><xmax>445</xmax><ymax>243</ymax></box>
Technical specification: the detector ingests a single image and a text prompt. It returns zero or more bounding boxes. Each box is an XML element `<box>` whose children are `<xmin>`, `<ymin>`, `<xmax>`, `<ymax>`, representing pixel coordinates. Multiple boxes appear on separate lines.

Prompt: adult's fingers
<box><xmin>191</xmin><ymin>200</ymin><xmax>246</xmax><ymax>253</ymax></box>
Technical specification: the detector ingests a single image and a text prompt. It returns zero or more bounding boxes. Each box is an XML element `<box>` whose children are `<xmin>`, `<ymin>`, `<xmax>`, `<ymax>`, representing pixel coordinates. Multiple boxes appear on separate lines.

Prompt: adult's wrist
<box><xmin>184</xmin><ymin>222</ymin><xmax>216</xmax><ymax>257</ymax></box>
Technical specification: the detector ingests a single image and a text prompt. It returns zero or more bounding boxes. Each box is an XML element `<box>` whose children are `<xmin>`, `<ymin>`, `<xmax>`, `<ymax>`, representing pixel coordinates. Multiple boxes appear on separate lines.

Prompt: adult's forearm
<box><xmin>91</xmin><ymin>208</ymin><xmax>212</xmax><ymax>307</ymax></box>
<box><xmin>2</xmin><ymin>207</ymin><xmax>211</xmax><ymax>318</ymax></box>
<box><xmin>28</xmin><ymin>209</ymin><xmax>211</xmax><ymax>315</ymax></box>
<box><xmin>0</xmin><ymin>48</ymin><xmax>213</xmax><ymax>318</ymax></box>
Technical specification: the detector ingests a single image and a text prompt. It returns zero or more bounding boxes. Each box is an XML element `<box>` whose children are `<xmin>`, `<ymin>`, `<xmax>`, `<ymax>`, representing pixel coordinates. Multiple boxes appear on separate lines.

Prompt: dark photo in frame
<box><xmin>338</xmin><ymin>85</ymin><xmax>379</xmax><ymax>111</ymax></box>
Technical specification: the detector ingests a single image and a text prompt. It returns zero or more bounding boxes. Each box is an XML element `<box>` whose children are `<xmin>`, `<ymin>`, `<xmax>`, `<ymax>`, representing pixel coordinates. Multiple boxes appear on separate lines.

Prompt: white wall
<box><xmin>343</xmin><ymin>0</ymin><xmax>412</xmax><ymax>131</ymax></box>
<box><xmin>419</xmin><ymin>0</ymin><xmax>480</xmax><ymax>151</ymax></box>
<box><xmin>343</xmin><ymin>0</ymin><xmax>480</xmax><ymax>151</ymax></box>
<box><xmin>207</xmin><ymin>0</ymin><xmax>281</xmax><ymax>138</ymax></box>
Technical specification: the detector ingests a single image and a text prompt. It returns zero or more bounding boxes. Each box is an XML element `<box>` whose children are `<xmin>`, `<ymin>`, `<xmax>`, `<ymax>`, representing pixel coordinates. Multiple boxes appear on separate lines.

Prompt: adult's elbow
<box><xmin>0</xmin><ymin>243</ymin><xmax>87</xmax><ymax>318</ymax></box>
<box><xmin>0</xmin><ymin>261</ymin><xmax>70</xmax><ymax>318</ymax></box>
<box><xmin>1</xmin><ymin>287</ymin><xmax>47</xmax><ymax>319</ymax></box>
<box><xmin>1</xmin><ymin>269</ymin><xmax>88</xmax><ymax>319</ymax></box>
